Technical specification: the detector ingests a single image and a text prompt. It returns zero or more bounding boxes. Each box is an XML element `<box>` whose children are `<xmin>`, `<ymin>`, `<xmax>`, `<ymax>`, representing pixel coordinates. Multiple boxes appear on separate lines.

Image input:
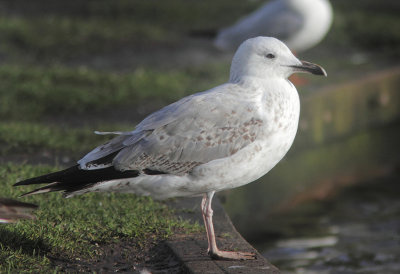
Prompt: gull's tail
<box><xmin>14</xmin><ymin>165</ymin><xmax>139</xmax><ymax>197</ymax></box>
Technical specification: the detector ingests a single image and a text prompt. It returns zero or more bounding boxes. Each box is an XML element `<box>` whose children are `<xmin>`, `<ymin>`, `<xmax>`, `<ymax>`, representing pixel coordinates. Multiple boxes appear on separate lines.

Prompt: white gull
<box><xmin>14</xmin><ymin>37</ymin><xmax>326</xmax><ymax>260</ymax></box>
<box><xmin>215</xmin><ymin>0</ymin><xmax>333</xmax><ymax>52</ymax></box>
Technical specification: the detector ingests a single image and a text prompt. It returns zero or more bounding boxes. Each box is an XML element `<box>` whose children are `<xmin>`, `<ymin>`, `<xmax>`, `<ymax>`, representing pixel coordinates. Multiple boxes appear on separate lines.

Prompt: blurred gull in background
<box><xmin>215</xmin><ymin>0</ymin><xmax>333</xmax><ymax>52</ymax></box>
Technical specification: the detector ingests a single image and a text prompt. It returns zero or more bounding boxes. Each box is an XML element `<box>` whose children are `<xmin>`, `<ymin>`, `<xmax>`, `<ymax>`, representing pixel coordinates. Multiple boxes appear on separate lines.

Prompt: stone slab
<box><xmin>166</xmin><ymin>197</ymin><xmax>279</xmax><ymax>273</ymax></box>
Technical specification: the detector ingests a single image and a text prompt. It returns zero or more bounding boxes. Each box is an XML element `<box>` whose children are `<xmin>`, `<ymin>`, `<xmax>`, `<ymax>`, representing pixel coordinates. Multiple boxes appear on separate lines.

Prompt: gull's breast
<box><xmin>188</xmin><ymin>85</ymin><xmax>301</xmax><ymax>193</ymax></box>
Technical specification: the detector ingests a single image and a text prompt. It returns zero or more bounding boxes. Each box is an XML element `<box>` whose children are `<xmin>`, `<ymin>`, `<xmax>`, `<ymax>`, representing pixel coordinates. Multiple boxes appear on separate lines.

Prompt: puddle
<box><xmin>256</xmin><ymin>174</ymin><xmax>400</xmax><ymax>273</ymax></box>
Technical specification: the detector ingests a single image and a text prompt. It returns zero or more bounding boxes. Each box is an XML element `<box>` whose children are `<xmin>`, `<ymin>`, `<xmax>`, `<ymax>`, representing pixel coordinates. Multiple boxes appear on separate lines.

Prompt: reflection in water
<box><xmin>275</xmin><ymin>236</ymin><xmax>338</xmax><ymax>248</ymax></box>
<box><xmin>257</xmin><ymin>173</ymin><xmax>400</xmax><ymax>273</ymax></box>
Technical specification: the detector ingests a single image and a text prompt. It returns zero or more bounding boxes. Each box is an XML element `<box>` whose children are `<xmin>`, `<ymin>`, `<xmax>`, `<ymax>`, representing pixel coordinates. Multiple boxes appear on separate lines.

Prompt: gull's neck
<box><xmin>228</xmin><ymin>75</ymin><xmax>299</xmax><ymax>105</ymax></box>
<box><xmin>231</xmin><ymin>75</ymin><xmax>291</xmax><ymax>89</ymax></box>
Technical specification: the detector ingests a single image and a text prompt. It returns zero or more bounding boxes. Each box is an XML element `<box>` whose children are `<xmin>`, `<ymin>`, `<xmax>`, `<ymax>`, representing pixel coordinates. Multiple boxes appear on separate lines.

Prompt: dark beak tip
<box><xmin>320</xmin><ymin>66</ymin><xmax>328</xmax><ymax>77</ymax></box>
<box><xmin>297</xmin><ymin>60</ymin><xmax>327</xmax><ymax>77</ymax></box>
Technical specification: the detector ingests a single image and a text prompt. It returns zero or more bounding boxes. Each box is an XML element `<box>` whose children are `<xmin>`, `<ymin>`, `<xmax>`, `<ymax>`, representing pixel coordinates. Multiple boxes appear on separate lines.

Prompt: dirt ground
<box><xmin>50</xmin><ymin>238</ymin><xmax>187</xmax><ymax>273</ymax></box>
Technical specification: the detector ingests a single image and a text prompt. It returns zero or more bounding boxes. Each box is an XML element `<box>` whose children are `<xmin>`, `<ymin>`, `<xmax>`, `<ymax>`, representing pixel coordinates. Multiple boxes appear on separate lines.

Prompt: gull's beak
<box><xmin>290</xmin><ymin>61</ymin><xmax>327</xmax><ymax>76</ymax></box>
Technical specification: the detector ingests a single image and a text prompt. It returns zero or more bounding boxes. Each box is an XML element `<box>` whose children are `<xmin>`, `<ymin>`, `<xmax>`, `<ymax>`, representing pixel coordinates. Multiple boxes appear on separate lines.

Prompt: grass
<box><xmin>0</xmin><ymin>163</ymin><xmax>201</xmax><ymax>272</ymax></box>
<box><xmin>0</xmin><ymin>64</ymin><xmax>228</xmax><ymax>121</ymax></box>
<box><xmin>0</xmin><ymin>0</ymin><xmax>397</xmax><ymax>63</ymax></box>
<box><xmin>0</xmin><ymin>121</ymin><xmax>106</xmax><ymax>156</ymax></box>
<box><xmin>0</xmin><ymin>65</ymin><xmax>189</xmax><ymax>120</ymax></box>
<box><xmin>0</xmin><ymin>16</ymin><xmax>172</xmax><ymax>62</ymax></box>
<box><xmin>0</xmin><ymin>0</ymin><xmax>259</xmax><ymax>63</ymax></box>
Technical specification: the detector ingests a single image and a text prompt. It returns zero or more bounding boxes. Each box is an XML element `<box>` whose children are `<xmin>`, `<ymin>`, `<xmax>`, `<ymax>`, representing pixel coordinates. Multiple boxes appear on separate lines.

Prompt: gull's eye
<box><xmin>265</xmin><ymin>53</ymin><xmax>275</xmax><ymax>59</ymax></box>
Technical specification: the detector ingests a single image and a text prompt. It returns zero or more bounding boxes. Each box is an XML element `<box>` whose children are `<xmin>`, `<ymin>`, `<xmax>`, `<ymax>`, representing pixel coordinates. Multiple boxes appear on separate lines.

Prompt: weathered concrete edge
<box><xmin>166</xmin><ymin>196</ymin><xmax>279</xmax><ymax>273</ymax></box>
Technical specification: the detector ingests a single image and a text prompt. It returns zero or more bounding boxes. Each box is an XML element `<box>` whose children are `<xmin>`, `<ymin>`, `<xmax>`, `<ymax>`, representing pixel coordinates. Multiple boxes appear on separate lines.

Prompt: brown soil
<box><xmin>48</xmin><ymin>238</ymin><xmax>188</xmax><ymax>273</ymax></box>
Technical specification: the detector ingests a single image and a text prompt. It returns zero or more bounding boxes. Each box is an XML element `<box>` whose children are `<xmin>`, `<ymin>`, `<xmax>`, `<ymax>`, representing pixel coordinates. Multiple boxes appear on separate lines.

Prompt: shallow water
<box><xmin>256</xmin><ymin>173</ymin><xmax>400</xmax><ymax>274</ymax></box>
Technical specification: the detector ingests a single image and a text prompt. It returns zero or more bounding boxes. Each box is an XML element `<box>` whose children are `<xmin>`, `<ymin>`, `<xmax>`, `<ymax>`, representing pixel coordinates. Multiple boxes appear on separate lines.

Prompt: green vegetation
<box><xmin>332</xmin><ymin>0</ymin><xmax>400</xmax><ymax>57</ymax></box>
<box><xmin>0</xmin><ymin>64</ymin><xmax>228</xmax><ymax>121</ymax></box>
<box><xmin>0</xmin><ymin>16</ymin><xmax>172</xmax><ymax>62</ymax></box>
<box><xmin>0</xmin><ymin>121</ymin><xmax>117</xmax><ymax>155</ymax></box>
<box><xmin>0</xmin><ymin>163</ymin><xmax>200</xmax><ymax>272</ymax></box>
<box><xmin>0</xmin><ymin>1</ymin><xmax>258</xmax><ymax>63</ymax></box>
<box><xmin>0</xmin><ymin>65</ymin><xmax>182</xmax><ymax>120</ymax></box>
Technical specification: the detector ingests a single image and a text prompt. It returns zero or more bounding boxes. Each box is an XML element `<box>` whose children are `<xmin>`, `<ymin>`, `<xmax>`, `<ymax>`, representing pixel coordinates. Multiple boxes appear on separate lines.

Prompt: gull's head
<box><xmin>229</xmin><ymin>36</ymin><xmax>326</xmax><ymax>82</ymax></box>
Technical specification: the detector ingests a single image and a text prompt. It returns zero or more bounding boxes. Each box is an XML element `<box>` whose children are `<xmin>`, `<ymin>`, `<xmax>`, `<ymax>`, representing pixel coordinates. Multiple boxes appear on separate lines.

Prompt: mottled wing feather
<box><xmin>79</xmin><ymin>90</ymin><xmax>209</xmax><ymax>169</ymax></box>
<box><xmin>113</xmin><ymin>117</ymin><xmax>263</xmax><ymax>175</ymax></box>
<box><xmin>134</xmin><ymin>93</ymin><xmax>199</xmax><ymax>132</ymax></box>
<box><xmin>80</xmin><ymin>83</ymin><xmax>265</xmax><ymax>175</ymax></box>
<box><xmin>113</xmin><ymin>86</ymin><xmax>264</xmax><ymax>174</ymax></box>
<box><xmin>78</xmin><ymin>132</ymin><xmax>149</xmax><ymax>169</ymax></box>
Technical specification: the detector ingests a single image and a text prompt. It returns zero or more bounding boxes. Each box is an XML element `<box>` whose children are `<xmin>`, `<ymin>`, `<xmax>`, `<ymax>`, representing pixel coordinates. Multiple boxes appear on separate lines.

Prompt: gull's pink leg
<box><xmin>201</xmin><ymin>194</ymin><xmax>211</xmax><ymax>251</ymax></box>
<box><xmin>201</xmin><ymin>191</ymin><xmax>256</xmax><ymax>260</ymax></box>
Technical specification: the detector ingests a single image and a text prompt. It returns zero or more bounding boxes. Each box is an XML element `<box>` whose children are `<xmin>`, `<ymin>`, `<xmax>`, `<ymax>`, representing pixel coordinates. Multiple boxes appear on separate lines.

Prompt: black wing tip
<box><xmin>14</xmin><ymin>178</ymin><xmax>44</xmax><ymax>187</ymax></box>
<box><xmin>14</xmin><ymin>165</ymin><xmax>141</xmax><ymax>197</ymax></box>
<box><xmin>18</xmin><ymin>182</ymin><xmax>62</xmax><ymax>197</ymax></box>
<box><xmin>13</xmin><ymin>165</ymin><xmax>81</xmax><ymax>187</ymax></box>
<box><xmin>14</xmin><ymin>181</ymin><xmax>29</xmax><ymax>187</ymax></box>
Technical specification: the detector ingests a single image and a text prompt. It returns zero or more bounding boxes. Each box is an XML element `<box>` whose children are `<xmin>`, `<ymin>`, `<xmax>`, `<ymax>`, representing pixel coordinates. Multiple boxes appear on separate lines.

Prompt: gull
<box><xmin>14</xmin><ymin>37</ymin><xmax>326</xmax><ymax>260</ymax></box>
<box><xmin>214</xmin><ymin>0</ymin><xmax>333</xmax><ymax>52</ymax></box>
<box><xmin>0</xmin><ymin>198</ymin><xmax>37</xmax><ymax>223</ymax></box>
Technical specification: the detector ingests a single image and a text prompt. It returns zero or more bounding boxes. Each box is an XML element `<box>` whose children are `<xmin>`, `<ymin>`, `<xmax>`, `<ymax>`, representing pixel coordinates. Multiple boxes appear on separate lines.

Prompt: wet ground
<box><xmin>256</xmin><ymin>172</ymin><xmax>400</xmax><ymax>273</ymax></box>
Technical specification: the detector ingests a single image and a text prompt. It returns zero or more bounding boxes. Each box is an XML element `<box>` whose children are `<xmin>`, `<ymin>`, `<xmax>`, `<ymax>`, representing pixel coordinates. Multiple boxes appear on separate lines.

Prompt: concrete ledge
<box><xmin>166</xmin><ymin>197</ymin><xmax>279</xmax><ymax>273</ymax></box>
